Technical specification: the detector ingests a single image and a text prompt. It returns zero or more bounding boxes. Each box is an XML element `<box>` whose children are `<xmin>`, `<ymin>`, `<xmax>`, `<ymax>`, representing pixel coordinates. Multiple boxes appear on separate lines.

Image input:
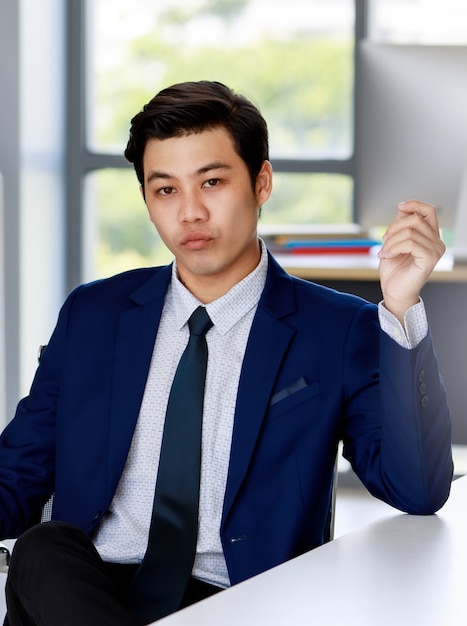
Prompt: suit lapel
<box><xmin>222</xmin><ymin>255</ymin><xmax>297</xmax><ymax>519</ymax></box>
<box><xmin>107</xmin><ymin>266</ymin><xmax>171</xmax><ymax>494</ymax></box>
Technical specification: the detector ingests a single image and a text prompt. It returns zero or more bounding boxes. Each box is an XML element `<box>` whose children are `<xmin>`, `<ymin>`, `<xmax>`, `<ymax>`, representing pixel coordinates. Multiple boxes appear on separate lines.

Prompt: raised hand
<box><xmin>378</xmin><ymin>200</ymin><xmax>446</xmax><ymax>323</ymax></box>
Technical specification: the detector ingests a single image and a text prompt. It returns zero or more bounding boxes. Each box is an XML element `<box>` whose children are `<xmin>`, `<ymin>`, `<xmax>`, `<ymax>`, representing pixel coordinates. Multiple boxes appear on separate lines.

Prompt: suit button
<box><xmin>421</xmin><ymin>396</ymin><xmax>430</xmax><ymax>408</ymax></box>
<box><xmin>419</xmin><ymin>370</ymin><xmax>425</xmax><ymax>383</ymax></box>
<box><xmin>419</xmin><ymin>382</ymin><xmax>427</xmax><ymax>395</ymax></box>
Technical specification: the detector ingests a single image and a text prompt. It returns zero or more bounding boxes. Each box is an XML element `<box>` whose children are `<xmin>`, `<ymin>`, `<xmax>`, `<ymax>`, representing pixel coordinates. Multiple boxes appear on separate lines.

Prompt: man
<box><xmin>0</xmin><ymin>81</ymin><xmax>453</xmax><ymax>625</ymax></box>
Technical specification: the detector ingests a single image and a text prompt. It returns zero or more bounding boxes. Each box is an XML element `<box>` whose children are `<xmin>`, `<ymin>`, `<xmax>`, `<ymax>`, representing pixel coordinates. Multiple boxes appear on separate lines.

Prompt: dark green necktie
<box><xmin>126</xmin><ymin>306</ymin><xmax>213</xmax><ymax>624</ymax></box>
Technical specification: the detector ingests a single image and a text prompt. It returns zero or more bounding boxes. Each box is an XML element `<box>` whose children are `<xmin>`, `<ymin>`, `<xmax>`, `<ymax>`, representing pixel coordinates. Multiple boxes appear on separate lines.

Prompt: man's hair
<box><xmin>124</xmin><ymin>81</ymin><xmax>269</xmax><ymax>190</ymax></box>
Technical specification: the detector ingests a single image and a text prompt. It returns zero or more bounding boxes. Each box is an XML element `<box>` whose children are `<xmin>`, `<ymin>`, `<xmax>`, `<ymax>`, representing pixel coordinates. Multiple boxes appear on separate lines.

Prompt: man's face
<box><xmin>142</xmin><ymin>127</ymin><xmax>272</xmax><ymax>302</ymax></box>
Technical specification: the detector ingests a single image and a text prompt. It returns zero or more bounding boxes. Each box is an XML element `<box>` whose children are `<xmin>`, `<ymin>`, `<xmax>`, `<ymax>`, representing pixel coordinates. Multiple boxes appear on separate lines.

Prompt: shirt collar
<box><xmin>170</xmin><ymin>239</ymin><xmax>269</xmax><ymax>335</ymax></box>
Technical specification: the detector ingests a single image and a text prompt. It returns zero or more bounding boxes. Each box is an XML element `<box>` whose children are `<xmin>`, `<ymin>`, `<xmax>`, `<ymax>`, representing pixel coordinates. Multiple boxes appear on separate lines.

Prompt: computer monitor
<box><xmin>356</xmin><ymin>42</ymin><xmax>467</xmax><ymax>257</ymax></box>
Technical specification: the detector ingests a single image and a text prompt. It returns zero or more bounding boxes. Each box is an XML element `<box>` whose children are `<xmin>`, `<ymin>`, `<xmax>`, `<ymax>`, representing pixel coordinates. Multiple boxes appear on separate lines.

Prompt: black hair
<box><xmin>124</xmin><ymin>80</ymin><xmax>269</xmax><ymax>191</ymax></box>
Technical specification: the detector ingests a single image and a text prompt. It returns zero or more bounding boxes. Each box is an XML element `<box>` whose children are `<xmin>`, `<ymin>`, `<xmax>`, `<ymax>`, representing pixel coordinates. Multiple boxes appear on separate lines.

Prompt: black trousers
<box><xmin>4</xmin><ymin>521</ymin><xmax>222</xmax><ymax>626</ymax></box>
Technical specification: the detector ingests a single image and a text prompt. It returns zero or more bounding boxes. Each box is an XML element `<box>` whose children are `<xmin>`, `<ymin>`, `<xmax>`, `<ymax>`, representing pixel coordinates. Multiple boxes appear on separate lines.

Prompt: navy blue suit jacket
<box><xmin>0</xmin><ymin>253</ymin><xmax>453</xmax><ymax>585</ymax></box>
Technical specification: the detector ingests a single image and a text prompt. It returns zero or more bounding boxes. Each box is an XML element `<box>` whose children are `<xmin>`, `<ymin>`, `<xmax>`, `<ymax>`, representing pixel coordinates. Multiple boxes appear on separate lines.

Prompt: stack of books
<box><xmin>259</xmin><ymin>223</ymin><xmax>382</xmax><ymax>257</ymax></box>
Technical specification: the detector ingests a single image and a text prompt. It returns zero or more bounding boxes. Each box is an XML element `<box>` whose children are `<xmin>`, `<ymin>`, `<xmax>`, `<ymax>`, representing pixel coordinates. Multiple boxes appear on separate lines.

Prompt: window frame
<box><xmin>64</xmin><ymin>0</ymin><xmax>369</xmax><ymax>292</ymax></box>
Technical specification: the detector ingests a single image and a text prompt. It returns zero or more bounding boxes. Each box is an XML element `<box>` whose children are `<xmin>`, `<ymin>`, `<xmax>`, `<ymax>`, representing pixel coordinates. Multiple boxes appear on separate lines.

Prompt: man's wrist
<box><xmin>378</xmin><ymin>299</ymin><xmax>428</xmax><ymax>349</ymax></box>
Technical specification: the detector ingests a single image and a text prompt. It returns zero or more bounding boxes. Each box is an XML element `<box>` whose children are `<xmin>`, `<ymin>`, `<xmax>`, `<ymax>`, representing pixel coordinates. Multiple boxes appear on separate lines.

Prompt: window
<box><xmin>80</xmin><ymin>0</ymin><xmax>356</xmax><ymax>280</ymax></box>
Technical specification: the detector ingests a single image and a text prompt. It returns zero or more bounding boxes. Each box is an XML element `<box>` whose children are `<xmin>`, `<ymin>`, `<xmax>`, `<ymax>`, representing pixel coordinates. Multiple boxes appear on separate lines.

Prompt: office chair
<box><xmin>0</xmin><ymin>345</ymin><xmax>51</xmax><ymax>572</ymax></box>
<box><xmin>0</xmin><ymin>544</ymin><xmax>9</xmax><ymax>573</ymax></box>
<box><xmin>328</xmin><ymin>453</ymin><xmax>339</xmax><ymax>541</ymax></box>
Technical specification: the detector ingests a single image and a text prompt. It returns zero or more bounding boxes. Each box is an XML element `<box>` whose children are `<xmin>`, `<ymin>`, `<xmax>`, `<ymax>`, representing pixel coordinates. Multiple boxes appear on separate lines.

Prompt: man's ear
<box><xmin>256</xmin><ymin>160</ymin><xmax>273</xmax><ymax>206</ymax></box>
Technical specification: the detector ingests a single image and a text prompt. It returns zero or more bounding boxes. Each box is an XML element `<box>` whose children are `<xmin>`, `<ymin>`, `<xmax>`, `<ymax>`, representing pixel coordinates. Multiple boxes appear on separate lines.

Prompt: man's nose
<box><xmin>179</xmin><ymin>189</ymin><xmax>208</xmax><ymax>222</ymax></box>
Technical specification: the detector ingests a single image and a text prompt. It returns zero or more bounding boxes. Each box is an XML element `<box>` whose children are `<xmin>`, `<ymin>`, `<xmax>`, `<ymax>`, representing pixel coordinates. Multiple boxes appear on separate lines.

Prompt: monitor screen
<box><xmin>356</xmin><ymin>42</ymin><xmax>467</xmax><ymax>235</ymax></box>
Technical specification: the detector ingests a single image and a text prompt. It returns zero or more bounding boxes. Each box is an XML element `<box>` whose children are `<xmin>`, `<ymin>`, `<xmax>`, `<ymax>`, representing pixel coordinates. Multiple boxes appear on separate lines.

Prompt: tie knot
<box><xmin>188</xmin><ymin>306</ymin><xmax>213</xmax><ymax>337</ymax></box>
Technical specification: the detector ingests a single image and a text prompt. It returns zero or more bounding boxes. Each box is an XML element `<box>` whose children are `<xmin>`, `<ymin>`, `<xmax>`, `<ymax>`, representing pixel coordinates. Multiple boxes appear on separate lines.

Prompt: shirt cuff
<box><xmin>378</xmin><ymin>299</ymin><xmax>428</xmax><ymax>349</ymax></box>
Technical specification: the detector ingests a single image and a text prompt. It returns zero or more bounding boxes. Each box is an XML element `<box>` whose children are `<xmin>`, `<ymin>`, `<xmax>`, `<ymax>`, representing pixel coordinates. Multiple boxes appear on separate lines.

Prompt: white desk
<box><xmin>156</xmin><ymin>476</ymin><xmax>467</xmax><ymax>626</ymax></box>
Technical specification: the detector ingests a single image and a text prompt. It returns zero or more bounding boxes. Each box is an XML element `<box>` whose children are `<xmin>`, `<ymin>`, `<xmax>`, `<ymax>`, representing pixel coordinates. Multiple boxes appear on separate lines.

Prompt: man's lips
<box><xmin>180</xmin><ymin>232</ymin><xmax>213</xmax><ymax>250</ymax></box>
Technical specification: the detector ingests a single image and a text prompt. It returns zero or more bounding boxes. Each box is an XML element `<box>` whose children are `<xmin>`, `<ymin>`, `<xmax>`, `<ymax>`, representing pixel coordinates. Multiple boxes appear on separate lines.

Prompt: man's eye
<box><xmin>158</xmin><ymin>186</ymin><xmax>175</xmax><ymax>196</ymax></box>
<box><xmin>203</xmin><ymin>178</ymin><xmax>220</xmax><ymax>188</ymax></box>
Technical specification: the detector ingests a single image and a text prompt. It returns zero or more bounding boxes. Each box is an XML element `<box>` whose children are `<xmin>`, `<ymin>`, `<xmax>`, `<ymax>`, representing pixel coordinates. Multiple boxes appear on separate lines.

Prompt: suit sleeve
<box><xmin>341</xmin><ymin>304</ymin><xmax>453</xmax><ymax>515</ymax></box>
<box><xmin>0</xmin><ymin>286</ymin><xmax>79</xmax><ymax>539</ymax></box>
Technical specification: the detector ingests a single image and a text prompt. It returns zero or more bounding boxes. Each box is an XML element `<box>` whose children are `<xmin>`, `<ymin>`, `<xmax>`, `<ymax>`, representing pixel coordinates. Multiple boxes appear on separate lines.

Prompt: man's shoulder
<box><xmin>273</xmin><ymin>266</ymin><xmax>373</xmax><ymax>311</ymax></box>
<box><xmin>267</xmin><ymin>252</ymin><xmax>372</xmax><ymax>307</ymax></box>
<box><xmin>77</xmin><ymin>264</ymin><xmax>170</xmax><ymax>295</ymax></box>
<box><xmin>64</xmin><ymin>265</ymin><xmax>172</xmax><ymax>312</ymax></box>
<box><xmin>293</xmin><ymin>273</ymin><xmax>370</xmax><ymax>306</ymax></box>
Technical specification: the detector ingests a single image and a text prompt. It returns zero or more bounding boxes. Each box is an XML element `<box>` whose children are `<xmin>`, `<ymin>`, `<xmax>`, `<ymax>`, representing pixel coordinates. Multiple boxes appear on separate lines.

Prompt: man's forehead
<box><xmin>142</xmin><ymin>128</ymin><xmax>240</xmax><ymax>175</ymax></box>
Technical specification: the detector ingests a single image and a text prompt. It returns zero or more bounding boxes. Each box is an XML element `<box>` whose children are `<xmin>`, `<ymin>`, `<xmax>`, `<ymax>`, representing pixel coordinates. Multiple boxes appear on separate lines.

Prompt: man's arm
<box><xmin>342</xmin><ymin>200</ymin><xmax>452</xmax><ymax>512</ymax></box>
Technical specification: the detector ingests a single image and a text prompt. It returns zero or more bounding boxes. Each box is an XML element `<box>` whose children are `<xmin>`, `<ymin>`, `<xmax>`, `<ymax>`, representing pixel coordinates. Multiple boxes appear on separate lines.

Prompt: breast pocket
<box><xmin>267</xmin><ymin>379</ymin><xmax>320</xmax><ymax>421</ymax></box>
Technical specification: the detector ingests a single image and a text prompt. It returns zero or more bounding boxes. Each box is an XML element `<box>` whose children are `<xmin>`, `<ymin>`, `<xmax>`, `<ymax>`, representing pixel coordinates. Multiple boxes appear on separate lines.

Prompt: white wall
<box><xmin>0</xmin><ymin>0</ymin><xmax>66</xmax><ymax>425</ymax></box>
<box><xmin>0</xmin><ymin>175</ymin><xmax>5</xmax><ymax>424</ymax></box>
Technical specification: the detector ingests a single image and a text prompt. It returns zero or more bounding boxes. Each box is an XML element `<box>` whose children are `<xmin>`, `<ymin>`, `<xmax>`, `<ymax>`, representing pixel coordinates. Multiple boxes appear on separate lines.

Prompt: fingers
<box><xmin>394</xmin><ymin>200</ymin><xmax>440</xmax><ymax>230</ymax></box>
<box><xmin>379</xmin><ymin>200</ymin><xmax>446</xmax><ymax>262</ymax></box>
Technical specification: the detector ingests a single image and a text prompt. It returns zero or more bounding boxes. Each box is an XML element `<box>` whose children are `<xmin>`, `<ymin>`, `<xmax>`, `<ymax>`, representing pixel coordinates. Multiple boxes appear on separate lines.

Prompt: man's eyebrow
<box><xmin>196</xmin><ymin>161</ymin><xmax>231</xmax><ymax>175</ymax></box>
<box><xmin>146</xmin><ymin>170</ymin><xmax>172</xmax><ymax>185</ymax></box>
<box><xmin>146</xmin><ymin>162</ymin><xmax>232</xmax><ymax>185</ymax></box>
